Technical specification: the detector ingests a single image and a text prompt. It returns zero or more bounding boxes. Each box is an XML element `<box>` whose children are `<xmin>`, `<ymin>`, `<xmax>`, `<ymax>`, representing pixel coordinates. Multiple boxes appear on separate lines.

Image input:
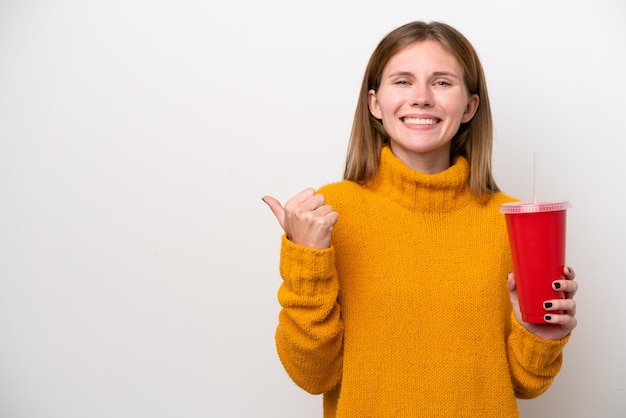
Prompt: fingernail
<box><xmin>544</xmin><ymin>315</ymin><xmax>552</xmax><ymax>321</ymax></box>
<box><xmin>544</xmin><ymin>302</ymin><xmax>553</xmax><ymax>309</ymax></box>
<box><xmin>261</xmin><ymin>197</ymin><xmax>267</xmax><ymax>204</ymax></box>
<box><xmin>553</xmin><ymin>282</ymin><xmax>561</xmax><ymax>289</ymax></box>
<box><xmin>566</xmin><ymin>266</ymin><xmax>572</xmax><ymax>274</ymax></box>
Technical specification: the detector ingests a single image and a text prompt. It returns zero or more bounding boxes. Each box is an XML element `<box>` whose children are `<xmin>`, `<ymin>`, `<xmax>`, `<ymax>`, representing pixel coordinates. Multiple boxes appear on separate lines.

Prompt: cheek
<box><xmin>442</xmin><ymin>96</ymin><xmax>471</xmax><ymax>119</ymax></box>
<box><xmin>380</xmin><ymin>108</ymin><xmax>401</xmax><ymax>127</ymax></box>
<box><xmin>378</xmin><ymin>95</ymin><xmax>403</xmax><ymax>118</ymax></box>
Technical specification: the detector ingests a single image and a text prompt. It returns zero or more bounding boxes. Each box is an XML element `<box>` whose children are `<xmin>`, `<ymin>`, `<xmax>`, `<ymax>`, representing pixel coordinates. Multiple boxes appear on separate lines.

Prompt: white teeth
<box><xmin>403</xmin><ymin>117</ymin><xmax>438</xmax><ymax>125</ymax></box>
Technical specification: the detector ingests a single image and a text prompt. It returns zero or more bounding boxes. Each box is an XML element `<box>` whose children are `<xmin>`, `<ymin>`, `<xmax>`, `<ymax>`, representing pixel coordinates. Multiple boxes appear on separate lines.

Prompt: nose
<box><xmin>410</xmin><ymin>85</ymin><xmax>433</xmax><ymax>107</ymax></box>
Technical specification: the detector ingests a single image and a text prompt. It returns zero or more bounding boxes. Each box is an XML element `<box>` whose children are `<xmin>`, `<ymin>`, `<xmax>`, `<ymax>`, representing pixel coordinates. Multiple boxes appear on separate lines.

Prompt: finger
<box><xmin>314</xmin><ymin>204</ymin><xmax>338</xmax><ymax>219</ymax></box>
<box><xmin>553</xmin><ymin>278</ymin><xmax>578</xmax><ymax>297</ymax></box>
<box><xmin>506</xmin><ymin>272</ymin><xmax>524</xmax><ymax>324</ymax></box>
<box><xmin>543</xmin><ymin>299</ymin><xmax>577</xmax><ymax>316</ymax></box>
<box><xmin>506</xmin><ymin>272</ymin><xmax>516</xmax><ymax>292</ymax></box>
<box><xmin>306</xmin><ymin>205</ymin><xmax>339</xmax><ymax>232</ymax></box>
<box><xmin>319</xmin><ymin>207</ymin><xmax>339</xmax><ymax>229</ymax></box>
<box><xmin>544</xmin><ymin>313</ymin><xmax>577</xmax><ymax>334</ymax></box>
<box><xmin>328</xmin><ymin>210</ymin><xmax>339</xmax><ymax>226</ymax></box>
<box><xmin>261</xmin><ymin>195</ymin><xmax>286</xmax><ymax>230</ymax></box>
<box><xmin>286</xmin><ymin>191</ymin><xmax>325</xmax><ymax>213</ymax></box>
<box><xmin>288</xmin><ymin>187</ymin><xmax>317</xmax><ymax>206</ymax></box>
<box><xmin>563</xmin><ymin>266</ymin><xmax>576</xmax><ymax>280</ymax></box>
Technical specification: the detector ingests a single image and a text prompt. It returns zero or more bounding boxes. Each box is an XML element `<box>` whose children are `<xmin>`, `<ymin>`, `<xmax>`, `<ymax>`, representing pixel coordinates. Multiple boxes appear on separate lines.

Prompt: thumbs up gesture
<box><xmin>262</xmin><ymin>188</ymin><xmax>339</xmax><ymax>250</ymax></box>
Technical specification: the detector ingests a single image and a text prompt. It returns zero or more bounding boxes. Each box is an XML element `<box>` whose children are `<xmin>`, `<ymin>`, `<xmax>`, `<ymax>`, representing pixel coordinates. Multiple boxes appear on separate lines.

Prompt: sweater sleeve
<box><xmin>275</xmin><ymin>235</ymin><xmax>344</xmax><ymax>395</ymax></box>
<box><xmin>507</xmin><ymin>312</ymin><xmax>570</xmax><ymax>399</ymax></box>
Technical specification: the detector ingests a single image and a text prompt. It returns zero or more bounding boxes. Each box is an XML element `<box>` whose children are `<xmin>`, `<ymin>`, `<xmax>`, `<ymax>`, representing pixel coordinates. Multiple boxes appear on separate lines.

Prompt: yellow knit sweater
<box><xmin>275</xmin><ymin>147</ymin><xmax>568</xmax><ymax>417</ymax></box>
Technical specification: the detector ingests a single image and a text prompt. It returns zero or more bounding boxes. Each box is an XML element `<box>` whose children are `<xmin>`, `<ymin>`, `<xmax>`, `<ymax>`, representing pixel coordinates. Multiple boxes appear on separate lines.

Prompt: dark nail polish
<box><xmin>544</xmin><ymin>302</ymin><xmax>553</xmax><ymax>309</ymax></box>
<box><xmin>554</xmin><ymin>282</ymin><xmax>561</xmax><ymax>289</ymax></box>
<box><xmin>545</xmin><ymin>315</ymin><xmax>552</xmax><ymax>321</ymax></box>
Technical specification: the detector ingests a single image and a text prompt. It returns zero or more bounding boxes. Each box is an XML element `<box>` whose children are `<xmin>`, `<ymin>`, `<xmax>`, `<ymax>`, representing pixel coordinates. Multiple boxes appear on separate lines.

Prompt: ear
<box><xmin>368</xmin><ymin>89</ymin><xmax>383</xmax><ymax>119</ymax></box>
<box><xmin>461</xmin><ymin>94</ymin><xmax>479</xmax><ymax>123</ymax></box>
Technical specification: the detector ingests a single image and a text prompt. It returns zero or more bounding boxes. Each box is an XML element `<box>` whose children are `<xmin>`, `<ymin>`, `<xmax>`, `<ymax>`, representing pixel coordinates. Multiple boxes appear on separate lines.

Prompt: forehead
<box><xmin>383</xmin><ymin>40</ymin><xmax>463</xmax><ymax>75</ymax></box>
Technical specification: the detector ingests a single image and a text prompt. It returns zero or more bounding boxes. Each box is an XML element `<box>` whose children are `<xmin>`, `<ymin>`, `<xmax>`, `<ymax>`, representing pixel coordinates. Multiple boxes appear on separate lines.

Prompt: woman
<box><xmin>263</xmin><ymin>21</ymin><xmax>577</xmax><ymax>418</ymax></box>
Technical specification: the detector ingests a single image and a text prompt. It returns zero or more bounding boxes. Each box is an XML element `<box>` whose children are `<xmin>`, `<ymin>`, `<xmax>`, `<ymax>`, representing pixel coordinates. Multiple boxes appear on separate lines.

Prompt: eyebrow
<box><xmin>386</xmin><ymin>70</ymin><xmax>461</xmax><ymax>79</ymax></box>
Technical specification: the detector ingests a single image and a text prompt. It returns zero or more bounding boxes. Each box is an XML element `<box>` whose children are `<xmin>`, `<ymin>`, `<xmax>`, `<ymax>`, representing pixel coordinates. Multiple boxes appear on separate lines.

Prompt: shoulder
<box><xmin>488</xmin><ymin>192</ymin><xmax>519</xmax><ymax>207</ymax></box>
<box><xmin>317</xmin><ymin>180</ymin><xmax>365</xmax><ymax>210</ymax></box>
<box><xmin>317</xmin><ymin>180</ymin><xmax>361</xmax><ymax>195</ymax></box>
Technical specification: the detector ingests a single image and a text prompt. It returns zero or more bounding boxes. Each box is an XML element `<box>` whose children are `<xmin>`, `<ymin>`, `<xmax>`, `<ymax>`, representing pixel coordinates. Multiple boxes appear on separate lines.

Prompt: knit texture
<box><xmin>275</xmin><ymin>146</ymin><xmax>569</xmax><ymax>418</ymax></box>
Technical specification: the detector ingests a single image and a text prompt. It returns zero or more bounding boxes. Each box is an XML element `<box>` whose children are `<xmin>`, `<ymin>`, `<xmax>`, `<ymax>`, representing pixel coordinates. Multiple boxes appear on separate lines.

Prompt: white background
<box><xmin>1</xmin><ymin>0</ymin><xmax>624</xmax><ymax>417</ymax></box>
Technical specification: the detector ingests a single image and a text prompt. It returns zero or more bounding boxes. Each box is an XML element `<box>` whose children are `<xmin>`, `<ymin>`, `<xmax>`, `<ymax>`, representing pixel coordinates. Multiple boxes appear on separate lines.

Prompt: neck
<box><xmin>366</xmin><ymin>146</ymin><xmax>472</xmax><ymax>212</ymax></box>
<box><xmin>388</xmin><ymin>143</ymin><xmax>451</xmax><ymax>174</ymax></box>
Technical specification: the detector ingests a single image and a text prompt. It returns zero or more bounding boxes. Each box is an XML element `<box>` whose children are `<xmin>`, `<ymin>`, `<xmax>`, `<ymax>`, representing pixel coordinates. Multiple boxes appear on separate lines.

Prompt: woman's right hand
<box><xmin>262</xmin><ymin>188</ymin><xmax>338</xmax><ymax>250</ymax></box>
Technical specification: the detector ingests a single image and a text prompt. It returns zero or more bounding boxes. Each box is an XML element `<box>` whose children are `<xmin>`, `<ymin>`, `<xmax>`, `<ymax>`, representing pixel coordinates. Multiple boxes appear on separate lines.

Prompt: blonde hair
<box><xmin>344</xmin><ymin>21</ymin><xmax>499</xmax><ymax>202</ymax></box>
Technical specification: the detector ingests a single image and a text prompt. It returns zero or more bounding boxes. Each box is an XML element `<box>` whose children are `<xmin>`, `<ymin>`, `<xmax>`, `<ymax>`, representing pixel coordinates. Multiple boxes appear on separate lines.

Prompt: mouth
<box><xmin>402</xmin><ymin>117</ymin><xmax>440</xmax><ymax>126</ymax></box>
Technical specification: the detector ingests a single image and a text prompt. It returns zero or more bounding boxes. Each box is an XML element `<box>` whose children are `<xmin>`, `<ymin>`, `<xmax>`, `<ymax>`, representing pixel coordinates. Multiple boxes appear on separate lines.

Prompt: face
<box><xmin>368</xmin><ymin>40</ymin><xmax>479</xmax><ymax>173</ymax></box>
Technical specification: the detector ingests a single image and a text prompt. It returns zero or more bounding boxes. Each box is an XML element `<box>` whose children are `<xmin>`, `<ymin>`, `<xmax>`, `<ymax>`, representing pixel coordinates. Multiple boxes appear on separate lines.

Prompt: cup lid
<box><xmin>499</xmin><ymin>201</ymin><xmax>571</xmax><ymax>214</ymax></box>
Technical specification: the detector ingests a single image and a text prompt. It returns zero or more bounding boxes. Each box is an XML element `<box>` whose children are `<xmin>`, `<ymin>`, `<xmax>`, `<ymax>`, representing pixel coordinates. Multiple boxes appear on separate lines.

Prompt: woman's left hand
<box><xmin>507</xmin><ymin>266</ymin><xmax>578</xmax><ymax>340</ymax></box>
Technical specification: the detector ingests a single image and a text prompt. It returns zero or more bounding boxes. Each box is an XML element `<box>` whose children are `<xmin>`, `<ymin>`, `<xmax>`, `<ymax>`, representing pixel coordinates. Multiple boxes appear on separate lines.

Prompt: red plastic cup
<box><xmin>500</xmin><ymin>201</ymin><xmax>571</xmax><ymax>323</ymax></box>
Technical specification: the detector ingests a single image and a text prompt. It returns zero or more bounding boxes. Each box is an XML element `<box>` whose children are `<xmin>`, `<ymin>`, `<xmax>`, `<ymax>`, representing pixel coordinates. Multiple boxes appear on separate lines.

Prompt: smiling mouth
<box><xmin>402</xmin><ymin>117</ymin><xmax>440</xmax><ymax>125</ymax></box>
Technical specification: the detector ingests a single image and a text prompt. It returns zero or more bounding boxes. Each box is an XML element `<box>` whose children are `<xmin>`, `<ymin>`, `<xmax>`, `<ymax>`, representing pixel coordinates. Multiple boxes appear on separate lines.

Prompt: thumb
<box><xmin>262</xmin><ymin>195</ymin><xmax>286</xmax><ymax>230</ymax></box>
<box><xmin>506</xmin><ymin>272</ymin><xmax>517</xmax><ymax>293</ymax></box>
<box><xmin>507</xmin><ymin>272</ymin><xmax>523</xmax><ymax>323</ymax></box>
<box><xmin>507</xmin><ymin>272</ymin><xmax>519</xmax><ymax>304</ymax></box>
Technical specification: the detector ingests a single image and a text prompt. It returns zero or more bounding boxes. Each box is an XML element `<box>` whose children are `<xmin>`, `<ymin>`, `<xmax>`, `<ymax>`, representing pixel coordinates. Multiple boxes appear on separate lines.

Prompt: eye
<box><xmin>393</xmin><ymin>79</ymin><xmax>410</xmax><ymax>86</ymax></box>
<box><xmin>435</xmin><ymin>80</ymin><xmax>452</xmax><ymax>87</ymax></box>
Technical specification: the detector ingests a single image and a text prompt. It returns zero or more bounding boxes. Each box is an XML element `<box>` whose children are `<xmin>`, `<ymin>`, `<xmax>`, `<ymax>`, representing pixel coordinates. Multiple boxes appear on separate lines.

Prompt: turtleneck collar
<box><xmin>365</xmin><ymin>146</ymin><xmax>473</xmax><ymax>213</ymax></box>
